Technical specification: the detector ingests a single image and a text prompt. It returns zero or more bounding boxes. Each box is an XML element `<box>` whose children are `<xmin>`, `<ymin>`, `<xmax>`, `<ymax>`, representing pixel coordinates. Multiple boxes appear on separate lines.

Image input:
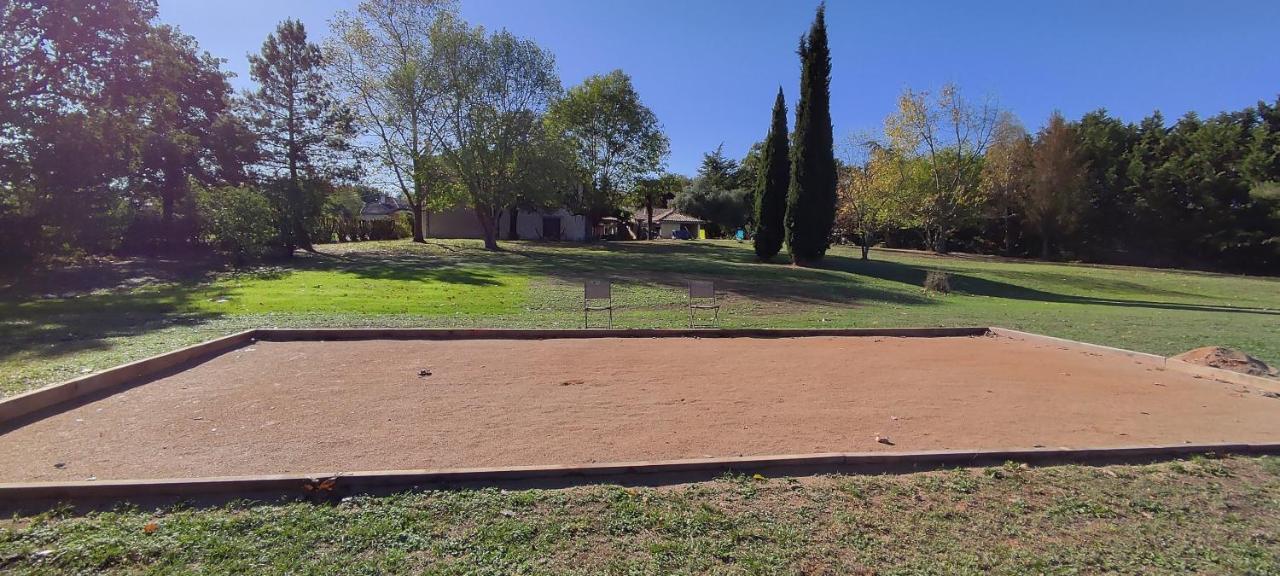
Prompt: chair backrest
<box><xmin>584</xmin><ymin>279</ymin><xmax>611</xmax><ymax>300</ymax></box>
<box><xmin>689</xmin><ymin>280</ymin><xmax>715</xmax><ymax>299</ymax></box>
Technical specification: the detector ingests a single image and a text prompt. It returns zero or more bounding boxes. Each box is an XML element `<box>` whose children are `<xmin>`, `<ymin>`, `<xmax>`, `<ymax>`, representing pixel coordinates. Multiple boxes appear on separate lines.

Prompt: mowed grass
<box><xmin>3</xmin><ymin>240</ymin><xmax>1280</xmax><ymax>573</ymax></box>
<box><xmin>2</xmin><ymin>456</ymin><xmax>1278</xmax><ymax>574</ymax></box>
<box><xmin>2</xmin><ymin>238</ymin><xmax>1278</xmax><ymax>396</ymax></box>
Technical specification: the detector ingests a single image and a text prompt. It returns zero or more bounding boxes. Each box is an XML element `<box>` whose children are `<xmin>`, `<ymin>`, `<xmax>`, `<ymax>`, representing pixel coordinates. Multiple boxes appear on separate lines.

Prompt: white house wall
<box><xmin>425</xmin><ymin>207</ymin><xmax>587</xmax><ymax>241</ymax></box>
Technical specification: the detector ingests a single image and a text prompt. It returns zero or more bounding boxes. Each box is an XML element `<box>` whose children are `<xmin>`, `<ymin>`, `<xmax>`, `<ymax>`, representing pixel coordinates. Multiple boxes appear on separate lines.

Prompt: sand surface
<box><xmin>2</xmin><ymin>335</ymin><xmax>1277</xmax><ymax>481</ymax></box>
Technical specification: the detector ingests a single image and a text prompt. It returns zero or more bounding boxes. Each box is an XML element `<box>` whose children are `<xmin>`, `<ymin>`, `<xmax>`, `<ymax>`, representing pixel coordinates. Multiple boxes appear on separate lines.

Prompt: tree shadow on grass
<box><xmin>822</xmin><ymin>253</ymin><xmax>1280</xmax><ymax>316</ymax></box>
<box><xmin>0</xmin><ymin>284</ymin><xmax>223</xmax><ymax>364</ymax></box>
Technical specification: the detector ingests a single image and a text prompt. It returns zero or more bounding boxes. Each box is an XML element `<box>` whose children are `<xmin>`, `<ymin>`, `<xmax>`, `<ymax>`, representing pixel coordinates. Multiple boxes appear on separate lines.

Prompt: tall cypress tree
<box><xmin>784</xmin><ymin>4</ymin><xmax>838</xmax><ymax>265</ymax></box>
<box><xmin>754</xmin><ymin>87</ymin><xmax>790</xmax><ymax>260</ymax></box>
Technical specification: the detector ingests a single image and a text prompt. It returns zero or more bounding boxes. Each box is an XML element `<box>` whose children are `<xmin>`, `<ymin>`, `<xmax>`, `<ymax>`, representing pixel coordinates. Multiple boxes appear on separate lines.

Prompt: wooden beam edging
<box><xmin>251</xmin><ymin>326</ymin><xmax>992</xmax><ymax>341</ymax></box>
<box><xmin>0</xmin><ymin>330</ymin><xmax>257</xmax><ymax>425</ymax></box>
<box><xmin>988</xmin><ymin>326</ymin><xmax>1280</xmax><ymax>393</ymax></box>
<box><xmin>987</xmin><ymin>327</ymin><xmax>1167</xmax><ymax>364</ymax></box>
<box><xmin>1164</xmin><ymin>358</ymin><xmax>1280</xmax><ymax>393</ymax></box>
<box><xmin>2</xmin><ymin>443</ymin><xmax>1278</xmax><ymax>509</ymax></box>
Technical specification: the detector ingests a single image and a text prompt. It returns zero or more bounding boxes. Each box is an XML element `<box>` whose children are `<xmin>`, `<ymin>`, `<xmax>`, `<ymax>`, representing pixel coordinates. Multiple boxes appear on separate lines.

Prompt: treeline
<box><xmin>1</xmin><ymin>0</ymin><xmax>671</xmax><ymax>267</ymax></box>
<box><xmin>839</xmin><ymin>87</ymin><xmax>1280</xmax><ymax>274</ymax></box>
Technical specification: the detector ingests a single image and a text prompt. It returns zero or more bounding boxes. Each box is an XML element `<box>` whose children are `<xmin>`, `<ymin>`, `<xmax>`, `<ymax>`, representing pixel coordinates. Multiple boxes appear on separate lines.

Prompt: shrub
<box><xmin>924</xmin><ymin>270</ymin><xmax>951</xmax><ymax>294</ymax></box>
<box><xmin>195</xmin><ymin>186</ymin><xmax>278</xmax><ymax>264</ymax></box>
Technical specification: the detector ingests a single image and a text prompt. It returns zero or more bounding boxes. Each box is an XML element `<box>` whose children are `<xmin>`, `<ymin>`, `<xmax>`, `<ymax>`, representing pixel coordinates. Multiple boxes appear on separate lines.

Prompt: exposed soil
<box><xmin>2</xmin><ymin>335</ymin><xmax>1278</xmax><ymax>482</ymax></box>
<box><xmin>1173</xmin><ymin>346</ymin><xmax>1278</xmax><ymax>378</ymax></box>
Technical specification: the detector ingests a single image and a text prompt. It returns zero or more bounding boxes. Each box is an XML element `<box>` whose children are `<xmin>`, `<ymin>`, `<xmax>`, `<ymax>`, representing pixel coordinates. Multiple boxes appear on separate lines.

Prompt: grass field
<box><xmin>3</xmin><ymin>239</ymin><xmax>1279</xmax><ymax>574</ymax></box>
<box><xmin>2</xmin><ymin>457</ymin><xmax>1278</xmax><ymax>574</ymax></box>
<box><xmin>2</xmin><ymin>239</ymin><xmax>1278</xmax><ymax>397</ymax></box>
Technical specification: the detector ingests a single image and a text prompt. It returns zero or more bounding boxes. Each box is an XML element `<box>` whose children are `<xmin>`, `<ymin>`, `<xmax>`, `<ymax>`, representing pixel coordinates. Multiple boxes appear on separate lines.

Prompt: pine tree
<box><xmin>753</xmin><ymin>88</ymin><xmax>790</xmax><ymax>260</ymax></box>
<box><xmin>245</xmin><ymin>19</ymin><xmax>356</xmax><ymax>250</ymax></box>
<box><xmin>784</xmin><ymin>4</ymin><xmax>838</xmax><ymax>264</ymax></box>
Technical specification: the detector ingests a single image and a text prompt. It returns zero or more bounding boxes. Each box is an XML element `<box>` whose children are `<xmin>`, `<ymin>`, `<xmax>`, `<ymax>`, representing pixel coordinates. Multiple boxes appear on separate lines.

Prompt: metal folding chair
<box><xmin>688</xmin><ymin>280</ymin><xmax>720</xmax><ymax>328</ymax></box>
<box><xmin>584</xmin><ymin>280</ymin><xmax>613</xmax><ymax>328</ymax></box>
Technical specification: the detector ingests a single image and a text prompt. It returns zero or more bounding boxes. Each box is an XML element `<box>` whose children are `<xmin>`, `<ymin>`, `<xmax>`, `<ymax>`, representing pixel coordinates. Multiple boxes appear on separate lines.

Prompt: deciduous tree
<box><xmin>883</xmin><ymin>83</ymin><xmax>997</xmax><ymax>253</ymax></box>
<box><xmin>1025</xmin><ymin>111</ymin><xmax>1087</xmax><ymax>258</ymax></box>
<box><xmin>327</xmin><ymin>0</ymin><xmax>457</xmax><ymax>243</ymax></box>
<box><xmin>547</xmin><ymin>70</ymin><xmax>669</xmax><ymax>232</ymax></box>
<box><xmin>426</xmin><ymin>16</ymin><xmax>564</xmax><ymax>250</ymax></box>
<box><xmin>981</xmin><ymin>112</ymin><xmax>1032</xmax><ymax>254</ymax></box>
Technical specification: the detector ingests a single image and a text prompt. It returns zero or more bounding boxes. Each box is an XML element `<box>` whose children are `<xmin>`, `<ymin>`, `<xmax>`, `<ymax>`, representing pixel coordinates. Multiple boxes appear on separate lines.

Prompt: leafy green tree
<box><xmin>1073</xmin><ymin>110</ymin><xmax>1137</xmax><ymax>259</ymax></box>
<box><xmin>246</xmin><ymin>19</ymin><xmax>357</xmax><ymax>251</ymax></box>
<box><xmin>630</xmin><ymin>173</ymin><xmax>684</xmax><ymax>239</ymax></box>
<box><xmin>675</xmin><ymin>145</ymin><xmax>753</xmax><ymax>236</ymax></box>
<box><xmin>195</xmin><ymin>185</ymin><xmax>276</xmax><ymax>264</ymax></box>
<box><xmin>131</xmin><ymin>24</ymin><xmax>249</xmax><ymax>245</ymax></box>
<box><xmin>327</xmin><ymin>0</ymin><xmax>458</xmax><ymax>243</ymax></box>
<box><xmin>427</xmin><ymin>16</ymin><xmax>564</xmax><ymax>250</ymax></box>
<box><xmin>547</xmin><ymin>70</ymin><xmax>669</xmax><ymax>231</ymax></box>
<box><xmin>882</xmin><ymin>84</ymin><xmax>996</xmax><ymax>253</ymax></box>
<box><xmin>753</xmin><ymin>88</ymin><xmax>790</xmax><ymax>260</ymax></box>
<box><xmin>784</xmin><ymin>4</ymin><xmax>838</xmax><ymax>264</ymax></box>
<box><xmin>837</xmin><ymin>138</ymin><xmax>913</xmax><ymax>260</ymax></box>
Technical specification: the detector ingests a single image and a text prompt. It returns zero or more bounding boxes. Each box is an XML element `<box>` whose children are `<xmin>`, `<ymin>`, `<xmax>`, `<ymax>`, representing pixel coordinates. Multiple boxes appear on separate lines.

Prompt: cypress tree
<box><xmin>753</xmin><ymin>88</ymin><xmax>791</xmax><ymax>260</ymax></box>
<box><xmin>784</xmin><ymin>4</ymin><xmax>838</xmax><ymax>265</ymax></box>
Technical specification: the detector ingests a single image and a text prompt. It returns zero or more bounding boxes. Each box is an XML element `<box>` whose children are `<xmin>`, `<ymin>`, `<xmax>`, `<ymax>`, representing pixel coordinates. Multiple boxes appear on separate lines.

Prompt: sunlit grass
<box><xmin>2</xmin><ymin>238</ymin><xmax>1278</xmax><ymax>397</ymax></box>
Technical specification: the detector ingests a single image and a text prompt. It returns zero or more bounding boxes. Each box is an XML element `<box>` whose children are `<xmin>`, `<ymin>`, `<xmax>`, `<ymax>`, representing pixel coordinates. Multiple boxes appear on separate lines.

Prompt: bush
<box><xmin>195</xmin><ymin>186</ymin><xmax>278</xmax><ymax>263</ymax></box>
<box><xmin>924</xmin><ymin>270</ymin><xmax>951</xmax><ymax>294</ymax></box>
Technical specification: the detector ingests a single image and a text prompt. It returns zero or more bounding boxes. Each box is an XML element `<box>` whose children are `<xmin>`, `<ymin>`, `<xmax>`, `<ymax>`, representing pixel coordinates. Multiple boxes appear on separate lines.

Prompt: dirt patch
<box><xmin>2</xmin><ymin>335</ymin><xmax>1279</xmax><ymax>482</ymax></box>
<box><xmin>1173</xmin><ymin>346</ymin><xmax>1278</xmax><ymax>378</ymax></box>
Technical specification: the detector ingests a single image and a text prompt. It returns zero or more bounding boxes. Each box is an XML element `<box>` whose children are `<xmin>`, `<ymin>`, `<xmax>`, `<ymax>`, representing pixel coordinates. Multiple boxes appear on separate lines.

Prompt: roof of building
<box><xmin>359</xmin><ymin>197</ymin><xmax>411</xmax><ymax>220</ymax></box>
<box><xmin>631</xmin><ymin>208</ymin><xmax>704</xmax><ymax>224</ymax></box>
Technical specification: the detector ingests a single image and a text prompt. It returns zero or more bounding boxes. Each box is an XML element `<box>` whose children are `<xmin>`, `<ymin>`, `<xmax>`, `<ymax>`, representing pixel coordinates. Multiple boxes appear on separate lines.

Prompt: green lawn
<box><xmin>2</xmin><ymin>238</ymin><xmax>1277</xmax><ymax>397</ymax></box>
<box><xmin>4</xmin><ymin>240</ymin><xmax>1280</xmax><ymax>574</ymax></box>
<box><xmin>2</xmin><ymin>456</ymin><xmax>1278</xmax><ymax>574</ymax></box>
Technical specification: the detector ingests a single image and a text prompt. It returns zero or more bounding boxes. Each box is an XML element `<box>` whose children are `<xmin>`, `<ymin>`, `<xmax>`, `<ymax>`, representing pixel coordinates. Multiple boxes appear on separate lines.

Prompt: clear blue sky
<box><xmin>160</xmin><ymin>0</ymin><xmax>1280</xmax><ymax>176</ymax></box>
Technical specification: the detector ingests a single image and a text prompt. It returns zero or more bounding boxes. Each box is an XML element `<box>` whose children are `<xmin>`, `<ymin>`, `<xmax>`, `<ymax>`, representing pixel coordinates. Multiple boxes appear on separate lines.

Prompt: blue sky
<box><xmin>160</xmin><ymin>0</ymin><xmax>1280</xmax><ymax>176</ymax></box>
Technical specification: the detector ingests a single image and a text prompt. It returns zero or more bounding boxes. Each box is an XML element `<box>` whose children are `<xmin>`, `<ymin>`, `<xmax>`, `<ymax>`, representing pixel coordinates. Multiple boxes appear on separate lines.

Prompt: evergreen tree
<box><xmin>753</xmin><ymin>87</ymin><xmax>790</xmax><ymax>260</ymax></box>
<box><xmin>784</xmin><ymin>4</ymin><xmax>838</xmax><ymax>264</ymax></box>
<box><xmin>245</xmin><ymin>19</ymin><xmax>356</xmax><ymax>251</ymax></box>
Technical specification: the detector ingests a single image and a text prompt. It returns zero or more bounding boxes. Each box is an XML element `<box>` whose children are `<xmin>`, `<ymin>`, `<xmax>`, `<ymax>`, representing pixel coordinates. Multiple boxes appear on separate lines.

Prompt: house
<box><xmin>630</xmin><ymin>208</ymin><xmax>705</xmax><ymax>239</ymax></box>
<box><xmin>423</xmin><ymin>206</ymin><xmax>589</xmax><ymax>241</ymax></box>
<box><xmin>357</xmin><ymin>198</ymin><xmax>591</xmax><ymax>241</ymax></box>
<box><xmin>358</xmin><ymin>197</ymin><xmax>412</xmax><ymax>221</ymax></box>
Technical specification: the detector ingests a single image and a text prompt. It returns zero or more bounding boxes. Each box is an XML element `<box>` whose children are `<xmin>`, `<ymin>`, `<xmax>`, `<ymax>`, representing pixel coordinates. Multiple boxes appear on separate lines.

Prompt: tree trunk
<box><xmin>933</xmin><ymin>230</ymin><xmax>948</xmax><ymax>254</ymax></box>
<box><xmin>861</xmin><ymin>231</ymin><xmax>871</xmax><ymax>260</ymax></box>
<box><xmin>507</xmin><ymin>205</ymin><xmax>519</xmax><ymax>240</ymax></box>
<box><xmin>645</xmin><ymin>195</ymin><xmax>655</xmax><ymax>240</ymax></box>
<box><xmin>1041</xmin><ymin>229</ymin><xmax>1051</xmax><ymax>259</ymax></box>
<box><xmin>1003</xmin><ymin>210</ymin><xmax>1015</xmax><ymax>256</ymax></box>
<box><xmin>477</xmin><ymin>209</ymin><xmax>499</xmax><ymax>250</ymax></box>
<box><xmin>411</xmin><ymin>204</ymin><xmax>425</xmax><ymax>243</ymax></box>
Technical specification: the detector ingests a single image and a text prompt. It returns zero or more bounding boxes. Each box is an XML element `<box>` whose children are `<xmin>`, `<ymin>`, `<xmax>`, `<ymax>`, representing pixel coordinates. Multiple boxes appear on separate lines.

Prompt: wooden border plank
<box><xmin>1</xmin><ymin>443</ymin><xmax>1276</xmax><ymax>508</ymax></box>
<box><xmin>1165</xmin><ymin>358</ymin><xmax>1280</xmax><ymax>393</ymax></box>
<box><xmin>252</xmin><ymin>327</ymin><xmax>992</xmax><ymax>341</ymax></box>
<box><xmin>988</xmin><ymin>327</ymin><xmax>1167</xmax><ymax>364</ymax></box>
<box><xmin>989</xmin><ymin>326</ymin><xmax>1280</xmax><ymax>392</ymax></box>
<box><xmin>0</xmin><ymin>330</ymin><xmax>256</xmax><ymax>424</ymax></box>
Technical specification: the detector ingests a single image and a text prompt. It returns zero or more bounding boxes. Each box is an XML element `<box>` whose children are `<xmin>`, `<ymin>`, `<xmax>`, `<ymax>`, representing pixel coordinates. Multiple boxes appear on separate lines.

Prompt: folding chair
<box><xmin>688</xmin><ymin>280</ymin><xmax>720</xmax><ymax>328</ymax></box>
<box><xmin>583</xmin><ymin>280</ymin><xmax>613</xmax><ymax>328</ymax></box>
